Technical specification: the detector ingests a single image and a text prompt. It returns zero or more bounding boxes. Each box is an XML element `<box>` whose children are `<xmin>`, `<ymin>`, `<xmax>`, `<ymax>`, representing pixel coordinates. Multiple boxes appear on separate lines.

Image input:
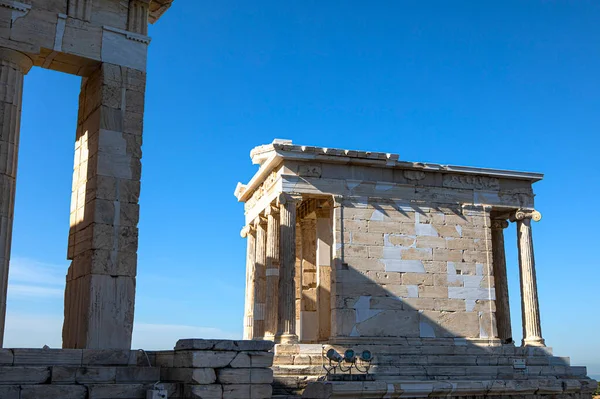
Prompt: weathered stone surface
<box><xmin>87</xmin><ymin>383</ymin><xmax>147</xmax><ymax>399</ymax></box>
<box><xmin>175</xmin><ymin>339</ymin><xmax>274</xmax><ymax>352</ymax></box>
<box><xmin>82</xmin><ymin>349</ymin><xmax>131</xmax><ymax>365</ymax></box>
<box><xmin>0</xmin><ymin>349</ymin><xmax>13</xmax><ymax>365</ymax></box>
<box><xmin>0</xmin><ymin>386</ymin><xmax>19</xmax><ymax>399</ymax></box>
<box><xmin>174</xmin><ymin>351</ymin><xmax>238</xmax><ymax>368</ymax></box>
<box><xmin>52</xmin><ymin>366</ymin><xmax>117</xmax><ymax>383</ymax></box>
<box><xmin>217</xmin><ymin>368</ymin><xmax>273</xmax><ymax>384</ymax></box>
<box><xmin>230</xmin><ymin>351</ymin><xmax>274</xmax><ymax>368</ymax></box>
<box><xmin>185</xmin><ymin>384</ymin><xmax>223</xmax><ymax>399</ymax></box>
<box><xmin>223</xmin><ymin>384</ymin><xmax>272</xmax><ymax>399</ymax></box>
<box><xmin>12</xmin><ymin>349</ymin><xmax>82</xmax><ymax>365</ymax></box>
<box><xmin>21</xmin><ymin>385</ymin><xmax>87</xmax><ymax>399</ymax></box>
<box><xmin>0</xmin><ymin>366</ymin><xmax>50</xmax><ymax>383</ymax></box>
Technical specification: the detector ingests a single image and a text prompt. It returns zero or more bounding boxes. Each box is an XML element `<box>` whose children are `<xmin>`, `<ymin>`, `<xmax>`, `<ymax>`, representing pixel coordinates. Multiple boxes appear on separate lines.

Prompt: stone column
<box><xmin>241</xmin><ymin>225</ymin><xmax>256</xmax><ymax>340</ymax></box>
<box><xmin>264</xmin><ymin>205</ymin><xmax>280</xmax><ymax>339</ymax></box>
<box><xmin>64</xmin><ymin>63</ymin><xmax>146</xmax><ymax>349</ymax></box>
<box><xmin>276</xmin><ymin>193</ymin><xmax>300</xmax><ymax>344</ymax></box>
<box><xmin>316</xmin><ymin>207</ymin><xmax>332</xmax><ymax>342</ymax></box>
<box><xmin>513</xmin><ymin>209</ymin><xmax>545</xmax><ymax>347</ymax></box>
<box><xmin>0</xmin><ymin>48</ymin><xmax>33</xmax><ymax>347</ymax></box>
<box><xmin>300</xmin><ymin>217</ymin><xmax>317</xmax><ymax>342</ymax></box>
<box><xmin>491</xmin><ymin>219</ymin><xmax>512</xmax><ymax>344</ymax></box>
<box><xmin>253</xmin><ymin>215</ymin><xmax>267</xmax><ymax>340</ymax></box>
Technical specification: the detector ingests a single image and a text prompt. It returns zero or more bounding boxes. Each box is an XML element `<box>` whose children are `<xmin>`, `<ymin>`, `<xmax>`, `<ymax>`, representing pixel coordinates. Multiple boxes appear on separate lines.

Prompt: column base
<box><xmin>275</xmin><ymin>333</ymin><xmax>299</xmax><ymax>344</ymax></box>
<box><xmin>522</xmin><ymin>337</ymin><xmax>546</xmax><ymax>347</ymax></box>
<box><xmin>262</xmin><ymin>333</ymin><xmax>276</xmax><ymax>342</ymax></box>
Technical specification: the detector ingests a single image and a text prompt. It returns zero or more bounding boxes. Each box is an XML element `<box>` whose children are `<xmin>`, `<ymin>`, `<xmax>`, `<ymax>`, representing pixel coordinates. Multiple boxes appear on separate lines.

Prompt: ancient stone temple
<box><xmin>0</xmin><ymin>0</ymin><xmax>174</xmax><ymax>350</ymax></box>
<box><xmin>235</xmin><ymin>139</ymin><xmax>596</xmax><ymax>398</ymax></box>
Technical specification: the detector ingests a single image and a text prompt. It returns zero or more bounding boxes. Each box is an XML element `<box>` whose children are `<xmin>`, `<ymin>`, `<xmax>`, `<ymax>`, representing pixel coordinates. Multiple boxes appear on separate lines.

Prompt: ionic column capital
<box><xmin>264</xmin><ymin>203</ymin><xmax>279</xmax><ymax>217</ymax></box>
<box><xmin>0</xmin><ymin>48</ymin><xmax>33</xmax><ymax>74</ymax></box>
<box><xmin>491</xmin><ymin>219</ymin><xmax>509</xmax><ymax>230</ymax></box>
<box><xmin>510</xmin><ymin>209</ymin><xmax>542</xmax><ymax>223</ymax></box>
<box><xmin>331</xmin><ymin>194</ymin><xmax>344</xmax><ymax>207</ymax></box>
<box><xmin>240</xmin><ymin>224</ymin><xmax>256</xmax><ymax>238</ymax></box>
<box><xmin>253</xmin><ymin>214</ymin><xmax>268</xmax><ymax>228</ymax></box>
<box><xmin>277</xmin><ymin>192</ymin><xmax>302</xmax><ymax>206</ymax></box>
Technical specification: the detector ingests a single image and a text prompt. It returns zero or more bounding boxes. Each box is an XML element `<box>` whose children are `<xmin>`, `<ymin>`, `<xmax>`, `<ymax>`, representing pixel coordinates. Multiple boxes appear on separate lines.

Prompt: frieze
<box><xmin>244</xmin><ymin>170</ymin><xmax>279</xmax><ymax>212</ymax></box>
<box><xmin>443</xmin><ymin>174</ymin><xmax>500</xmax><ymax>190</ymax></box>
<box><xmin>404</xmin><ymin>170</ymin><xmax>426</xmax><ymax>181</ymax></box>
<box><xmin>298</xmin><ymin>164</ymin><xmax>322</xmax><ymax>178</ymax></box>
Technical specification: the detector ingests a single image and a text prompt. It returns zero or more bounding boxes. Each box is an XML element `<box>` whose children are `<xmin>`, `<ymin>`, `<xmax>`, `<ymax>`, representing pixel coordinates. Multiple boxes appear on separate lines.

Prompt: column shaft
<box><xmin>491</xmin><ymin>220</ymin><xmax>512</xmax><ymax>343</ymax></box>
<box><xmin>253</xmin><ymin>217</ymin><xmax>267</xmax><ymax>339</ymax></box>
<box><xmin>300</xmin><ymin>218</ymin><xmax>317</xmax><ymax>342</ymax></box>
<box><xmin>276</xmin><ymin>195</ymin><xmax>299</xmax><ymax>343</ymax></box>
<box><xmin>0</xmin><ymin>49</ymin><xmax>32</xmax><ymax>347</ymax></box>
<box><xmin>316</xmin><ymin>208</ymin><xmax>332</xmax><ymax>342</ymax></box>
<box><xmin>242</xmin><ymin>227</ymin><xmax>256</xmax><ymax>340</ymax></box>
<box><xmin>517</xmin><ymin>217</ymin><xmax>545</xmax><ymax>346</ymax></box>
<box><xmin>64</xmin><ymin>63</ymin><xmax>145</xmax><ymax>349</ymax></box>
<box><xmin>264</xmin><ymin>207</ymin><xmax>280</xmax><ymax>338</ymax></box>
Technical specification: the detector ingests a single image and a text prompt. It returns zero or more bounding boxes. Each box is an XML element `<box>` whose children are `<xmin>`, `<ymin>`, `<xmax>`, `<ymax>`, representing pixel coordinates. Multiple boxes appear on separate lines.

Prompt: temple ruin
<box><xmin>234</xmin><ymin>139</ymin><xmax>596</xmax><ymax>398</ymax></box>
<box><xmin>0</xmin><ymin>0</ymin><xmax>595</xmax><ymax>396</ymax></box>
<box><xmin>0</xmin><ymin>0</ymin><xmax>174</xmax><ymax>351</ymax></box>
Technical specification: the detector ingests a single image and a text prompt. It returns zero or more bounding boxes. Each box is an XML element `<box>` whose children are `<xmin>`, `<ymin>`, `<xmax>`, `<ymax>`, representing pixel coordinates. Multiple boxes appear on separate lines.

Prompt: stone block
<box><xmin>0</xmin><ymin>366</ymin><xmax>50</xmax><ymax>383</ymax></box>
<box><xmin>153</xmin><ymin>351</ymin><xmax>174</xmax><ymax>368</ymax></box>
<box><xmin>433</xmin><ymin>298</ymin><xmax>466</xmax><ymax>311</ymax></box>
<box><xmin>91</xmin><ymin>0</ymin><xmax>128</xmax><ymax>30</ymax></box>
<box><xmin>217</xmin><ymin>368</ymin><xmax>273</xmax><ymax>384</ymax></box>
<box><xmin>101</xmin><ymin>29</ymin><xmax>148</xmax><ymax>72</ymax></box>
<box><xmin>21</xmin><ymin>385</ymin><xmax>87</xmax><ymax>399</ymax></box>
<box><xmin>222</xmin><ymin>384</ymin><xmax>272</xmax><ymax>399</ymax></box>
<box><xmin>229</xmin><ymin>351</ymin><xmax>274</xmax><ymax>368</ymax></box>
<box><xmin>432</xmin><ymin>248</ymin><xmax>463</xmax><ymax>262</ymax></box>
<box><xmin>417</xmin><ymin>285</ymin><xmax>448</xmax><ymax>298</ymax></box>
<box><xmin>420</xmin><ymin>311</ymin><xmax>479</xmax><ymax>338</ymax></box>
<box><xmin>87</xmin><ymin>383</ymin><xmax>148</xmax><ymax>398</ymax></box>
<box><xmin>185</xmin><ymin>384</ymin><xmax>223</xmax><ymax>399</ymax></box>
<box><xmin>174</xmin><ymin>351</ymin><xmax>237</xmax><ymax>368</ymax></box>
<box><xmin>81</xmin><ymin>349</ymin><xmax>131</xmax><ymax>366</ymax></box>
<box><xmin>416</xmin><ymin>236</ymin><xmax>446</xmax><ymax>249</ymax></box>
<box><xmin>62</xmin><ymin>19</ymin><xmax>103</xmax><ymax>60</ymax></box>
<box><xmin>12</xmin><ymin>349</ymin><xmax>82</xmax><ymax>365</ymax></box>
<box><xmin>10</xmin><ymin>9</ymin><xmax>57</xmax><ymax>50</ymax></box>
<box><xmin>0</xmin><ymin>386</ymin><xmax>19</xmax><ymax>399</ymax></box>
<box><xmin>116</xmin><ymin>366</ymin><xmax>160</xmax><ymax>383</ymax></box>
<box><xmin>351</xmin><ymin>232</ymin><xmax>383</xmax><ymax>246</ymax></box>
<box><xmin>176</xmin><ymin>339</ymin><xmax>275</xmax><ymax>352</ymax></box>
<box><xmin>53</xmin><ymin>366</ymin><xmax>118</xmax><ymax>383</ymax></box>
<box><xmin>0</xmin><ymin>349</ymin><xmax>13</xmax><ymax>365</ymax></box>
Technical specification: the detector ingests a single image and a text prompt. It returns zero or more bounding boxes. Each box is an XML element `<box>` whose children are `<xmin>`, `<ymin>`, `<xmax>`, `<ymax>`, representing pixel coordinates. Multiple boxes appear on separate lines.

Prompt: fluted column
<box><xmin>253</xmin><ymin>216</ymin><xmax>267</xmax><ymax>339</ymax></box>
<box><xmin>491</xmin><ymin>219</ymin><xmax>512</xmax><ymax>343</ymax></box>
<box><xmin>316</xmin><ymin>207</ymin><xmax>332</xmax><ymax>342</ymax></box>
<box><xmin>276</xmin><ymin>193</ymin><xmax>301</xmax><ymax>344</ymax></box>
<box><xmin>0</xmin><ymin>48</ymin><xmax>33</xmax><ymax>347</ymax></box>
<box><xmin>264</xmin><ymin>205</ymin><xmax>280</xmax><ymax>339</ymax></box>
<box><xmin>512</xmin><ymin>209</ymin><xmax>545</xmax><ymax>347</ymax></box>
<box><xmin>241</xmin><ymin>225</ymin><xmax>256</xmax><ymax>340</ymax></box>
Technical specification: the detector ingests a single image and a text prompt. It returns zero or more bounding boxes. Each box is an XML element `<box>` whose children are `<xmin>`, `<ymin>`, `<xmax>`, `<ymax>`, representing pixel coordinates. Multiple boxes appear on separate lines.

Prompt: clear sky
<box><xmin>4</xmin><ymin>0</ymin><xmax>599</xmax><ymax>378</ymax></box>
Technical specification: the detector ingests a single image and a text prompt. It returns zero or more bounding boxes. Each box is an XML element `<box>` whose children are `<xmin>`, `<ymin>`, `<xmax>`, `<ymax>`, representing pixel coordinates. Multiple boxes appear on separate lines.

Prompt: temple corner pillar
<box><xmin>0</xmin><ymin>48</ymin><xmax>34</xmax><ymax>348</ymax></box>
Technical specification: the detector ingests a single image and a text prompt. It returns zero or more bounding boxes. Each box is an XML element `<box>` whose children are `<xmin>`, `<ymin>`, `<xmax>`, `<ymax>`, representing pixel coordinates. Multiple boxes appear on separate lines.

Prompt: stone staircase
<box><xmin>271</xmin><ymin>343</ymin><xmax>595</xmax><ymax>398</ymax></box>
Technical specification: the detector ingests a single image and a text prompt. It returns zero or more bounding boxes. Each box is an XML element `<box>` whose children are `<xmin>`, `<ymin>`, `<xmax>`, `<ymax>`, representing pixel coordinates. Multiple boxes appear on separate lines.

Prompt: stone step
<box><xmin>274</xmin><ymin>343</ymin><xmax>555</xmax><ymax>358</ymax></box>
<box><xmin>273</xmin><ymin>364</ymin><xmax>587</xmax><ymax>379</ymax></box>
<box><xmin>274</xmin><ymin>353</ymin><xmax>570</xmax><ymax>367</ymax></box>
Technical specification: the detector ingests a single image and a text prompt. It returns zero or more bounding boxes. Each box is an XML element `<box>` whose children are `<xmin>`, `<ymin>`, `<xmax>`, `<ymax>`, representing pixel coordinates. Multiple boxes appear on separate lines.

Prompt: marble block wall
<box><xmin>332</xmin><ymin>196</ymin><xmax>497</xmax><ymax>341</ymax></box>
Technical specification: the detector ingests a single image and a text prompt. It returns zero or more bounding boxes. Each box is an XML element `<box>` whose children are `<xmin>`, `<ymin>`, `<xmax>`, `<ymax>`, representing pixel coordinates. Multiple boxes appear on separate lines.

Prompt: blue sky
<box><xmin>5</xmin><ymin>1</ymin><xmax>599</xmax><ymax>377</ymax></box>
